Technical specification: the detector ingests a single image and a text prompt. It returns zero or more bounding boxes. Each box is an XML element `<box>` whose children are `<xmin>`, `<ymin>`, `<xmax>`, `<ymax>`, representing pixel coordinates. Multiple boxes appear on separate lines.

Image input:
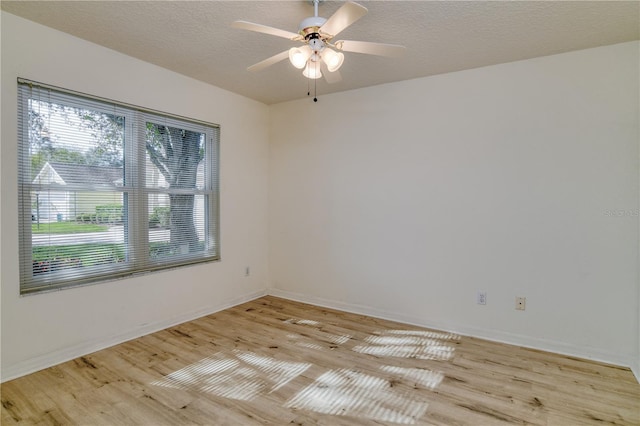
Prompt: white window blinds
<box><xmin>17</xmin><ymin>79</ymin><xmax>220</xmax><ymax>294</ymax></box>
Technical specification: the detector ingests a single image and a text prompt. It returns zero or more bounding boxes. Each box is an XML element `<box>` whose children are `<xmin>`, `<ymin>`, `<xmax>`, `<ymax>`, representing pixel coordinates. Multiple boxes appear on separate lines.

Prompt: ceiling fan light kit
<box><xmin>322</xmin><ymin>48</ymin><xmax>345</xmax><ymax>72</ymax></box>
<box><xmin>232</xmin><ymin>0</ymin><xmax>406</xmax><ymax>99</ymax></box>
<box><xmin>303</xmin><ymin>62</ymin><xmax>323</xmax><ymax>79</ymax></box>
<box><xmin>289</xmin><ymin>46</ymin><xmax>312</xmax><ymax>69</ymax></box>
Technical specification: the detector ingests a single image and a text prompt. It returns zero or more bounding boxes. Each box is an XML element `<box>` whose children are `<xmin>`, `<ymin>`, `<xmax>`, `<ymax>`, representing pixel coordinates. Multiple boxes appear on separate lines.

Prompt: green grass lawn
<box><xmin>32</xmin><ymin>241</ymin><xmax>207</xmax><ymax>274</ymax></box>
<box><xmin>32</xmin><ymin>221</ymin><xmax>109</xmax><ymax>234</ymax></box>
<box><xmin>33</xmin><ymin>243</ymin><xmax>125</xmax><ymax>266</ymax></box>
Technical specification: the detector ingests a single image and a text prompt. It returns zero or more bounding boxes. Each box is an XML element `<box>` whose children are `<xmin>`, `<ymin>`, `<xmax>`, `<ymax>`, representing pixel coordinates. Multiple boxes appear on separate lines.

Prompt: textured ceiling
<box><xmin>2</xmin><ymin>1</ymin><xmax>639</xmax><ymax>105</ymax></box>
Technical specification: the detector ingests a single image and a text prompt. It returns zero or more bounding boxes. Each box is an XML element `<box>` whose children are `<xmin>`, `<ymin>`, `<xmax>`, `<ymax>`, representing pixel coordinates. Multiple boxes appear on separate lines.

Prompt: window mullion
<box><xmin>131</xmin><ymin>111</ymin><xmax>150</xmax><ymax>270</ymax></box>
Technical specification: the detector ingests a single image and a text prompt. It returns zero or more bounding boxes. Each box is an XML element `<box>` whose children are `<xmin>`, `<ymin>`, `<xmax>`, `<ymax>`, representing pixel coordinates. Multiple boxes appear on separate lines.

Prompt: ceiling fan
<box><xmin>232</xmin><ymin>0</ymin><xmax>406</xmax><ymax>85</ymax></box>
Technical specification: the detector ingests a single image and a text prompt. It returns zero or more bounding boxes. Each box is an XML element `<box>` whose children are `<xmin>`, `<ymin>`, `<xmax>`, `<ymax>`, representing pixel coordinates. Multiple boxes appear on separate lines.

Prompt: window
<box><xmin>18</xmin><ymin>79</ymin><xmax>220</xmax><ymax>294</ymax></box>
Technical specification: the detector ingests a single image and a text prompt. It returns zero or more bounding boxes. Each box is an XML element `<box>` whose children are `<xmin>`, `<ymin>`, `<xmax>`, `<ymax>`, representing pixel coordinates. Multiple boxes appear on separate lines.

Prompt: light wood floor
<box><xmin>2</xmin><ymin>296</ymin><xmax>639</xmax><ymax>425</ymax></box>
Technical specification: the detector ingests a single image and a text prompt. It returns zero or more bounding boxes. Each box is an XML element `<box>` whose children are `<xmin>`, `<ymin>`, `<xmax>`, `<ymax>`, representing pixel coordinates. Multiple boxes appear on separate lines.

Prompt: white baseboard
<box><xmin>267</xmin><ymin>288</ymin><xmax>638</xmax><ymax>380</ymax></box>
<box><xmin>1</xmin><ymin>289</ymin><xmax>267</xmax><ymax>382</ymax></box>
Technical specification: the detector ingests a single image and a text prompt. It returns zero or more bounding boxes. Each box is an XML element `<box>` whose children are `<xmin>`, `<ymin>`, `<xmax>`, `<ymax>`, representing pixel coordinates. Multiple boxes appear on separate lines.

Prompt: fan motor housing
<box><xmin>298</xmin><ymin>16</ymin><xmax>327</xmax><ymax>35</ymax></box>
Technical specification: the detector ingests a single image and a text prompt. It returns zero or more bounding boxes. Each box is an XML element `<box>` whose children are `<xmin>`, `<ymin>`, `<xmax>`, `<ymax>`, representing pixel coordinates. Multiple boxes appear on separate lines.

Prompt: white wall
<box><xmin>269</xmin><ymin>42</ymin><xmax>640</xmax><ymax>372</ymax></box>
<box><xmin>1</xmin><ymin>12</ymin><xmax>270</xmax><ymax>381</ymax></box>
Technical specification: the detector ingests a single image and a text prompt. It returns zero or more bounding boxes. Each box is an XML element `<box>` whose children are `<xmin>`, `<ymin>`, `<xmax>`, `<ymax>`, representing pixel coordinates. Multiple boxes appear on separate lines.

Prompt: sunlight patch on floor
<box><xmin>151</xmin><ymin>320</ymin><xmax>453</xmax><ymax>423</ymax></box>
<box><xmin>284</xmin><ymin>318</ymin><xmax>322</xmax><ymax>326</ymax></box>
<box><xmin>286</xmin><ymin>334</ymin><xmax>324</xmax><ymax>350</ymax></box>
<box><xmin>284</xmin><ymin>368</ymin><xmax>429</xmax><ymax>424</ymax></box>
<box><xmin>366</xmin><ymin>336</ymin><xmax>445</xmax><ymax>347</ymax></box>
<box><xmin>151</xmin><ymin>350</ymin><xmax>311</xmax><ymax>401</ymax></box>
<box><xmin>283</xmin><ymin>318</ymin><xmax>352</xmax><ymax>348</ymax></box>
<box><xmin>386</xmin><ymin>329</ymin><xmax>460</xmax><ymax>340</ymax></box>
<box><xmin>329</xmin><ymin>334</ymin><xmax>351</xmax><ymax>345</ymax></box>
<box><xmin>353</xmin><ymin>329</ymin><xmax>456</xmax><ymax>361</ymax></box>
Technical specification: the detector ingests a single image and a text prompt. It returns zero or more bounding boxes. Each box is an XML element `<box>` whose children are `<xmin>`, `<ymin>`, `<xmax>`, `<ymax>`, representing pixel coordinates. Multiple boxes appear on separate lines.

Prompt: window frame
<box><xmin>17</xmin><ymin>78</ymin><xmax>220</xmax><ymax>295</ymax></box>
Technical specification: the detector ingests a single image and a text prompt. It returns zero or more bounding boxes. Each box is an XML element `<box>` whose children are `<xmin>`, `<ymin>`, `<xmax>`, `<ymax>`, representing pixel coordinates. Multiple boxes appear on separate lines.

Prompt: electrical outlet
<box><xmin>516</xmin><ymin>297</ymin><xmax>526</xmax><ymax>310</ymax></box>
<box><xmin>245</xmin><ymin>266</ymin><xmax>250</xmax><ymax>277</ymax></box>
<box><xmin>477</xmin><ymin>291</ymin><xmax>487</xmax><ymax>305</ymax></box>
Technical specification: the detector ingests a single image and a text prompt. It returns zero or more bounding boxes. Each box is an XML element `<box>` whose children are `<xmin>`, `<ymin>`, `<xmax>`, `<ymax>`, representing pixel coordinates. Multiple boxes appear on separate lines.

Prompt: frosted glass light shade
<box><xmin>303</xmin><ymin>62</ymin><xmax>322</xmax><ymax>79</ymax></box>
<box><xmin>289</xmin><ymin>46</ymin><xmax>312</xmax><ymax>69</ymax></box>
<box><xmin>322</xmin><ymin>48</ymin><xmax>344</xmax><ymax>72</ymax></box>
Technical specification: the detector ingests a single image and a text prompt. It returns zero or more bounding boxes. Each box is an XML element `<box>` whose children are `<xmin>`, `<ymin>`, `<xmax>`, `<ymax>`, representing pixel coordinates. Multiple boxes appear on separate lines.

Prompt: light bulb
<box><xmin>321</xmin><ymin>48</ymin><xmax>344</xmax><ymax>72</ymax></box>
<box><xmin>303</xmin><ymin>62</ymin><xmax>322</xmax><ymax>79</ymax></box>
<box><xmin>289</xmin><ymin>46</ymin><xmax>311</xmax><ymax>69</ymax></box>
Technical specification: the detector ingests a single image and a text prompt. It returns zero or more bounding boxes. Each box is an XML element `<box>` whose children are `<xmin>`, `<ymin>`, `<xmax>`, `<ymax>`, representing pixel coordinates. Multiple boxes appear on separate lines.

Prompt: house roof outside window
<box><xmin>33</xmin><ymin>162</ymin><xmax>124</xmax><ymax>187</ymax></box>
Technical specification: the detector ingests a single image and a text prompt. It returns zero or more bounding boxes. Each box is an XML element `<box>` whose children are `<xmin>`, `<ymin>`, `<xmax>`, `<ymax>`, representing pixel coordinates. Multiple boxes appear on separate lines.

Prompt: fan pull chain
<box><xmin>314</xmin><ymin>61</ymin><xmax>318</xmax><ymax>102</ymax></box>
<box><xmin>306</xmin><ymin>61</ymin><xmax>318</xmax><ymax>102</ymax></box>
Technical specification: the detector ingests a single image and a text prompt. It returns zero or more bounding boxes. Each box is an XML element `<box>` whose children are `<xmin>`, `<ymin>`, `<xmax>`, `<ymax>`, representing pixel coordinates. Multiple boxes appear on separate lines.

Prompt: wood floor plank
<box><xmin>2</xmin><ymin>296</ymin><xmax>638</xmax><ymax>425</ymax></box>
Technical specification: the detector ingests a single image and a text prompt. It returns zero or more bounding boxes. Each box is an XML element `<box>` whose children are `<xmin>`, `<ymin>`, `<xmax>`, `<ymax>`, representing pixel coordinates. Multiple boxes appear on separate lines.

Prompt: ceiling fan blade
<box><xmin>247</xmin><ymin>50</ymin><xmax>290</xmax><ymax>72</ymax></box>
<box><xmin>321</xmin><ymin>63</ymin><xmax>342</xmax><ymax>84</ymax></box>
<box><xmin>232</xmin><ymin>20</ymin><xmax>300</xmax><ymax>40</ymax></box>
<box><xmin>320</xmin><ymin>2</ymin><xmax>368</xmax><ymax>38</ymax></box>
<box><xmin>334</xmin><ymin>40</ymin><xmax>406</xmax><ymax>57</ymax></box>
